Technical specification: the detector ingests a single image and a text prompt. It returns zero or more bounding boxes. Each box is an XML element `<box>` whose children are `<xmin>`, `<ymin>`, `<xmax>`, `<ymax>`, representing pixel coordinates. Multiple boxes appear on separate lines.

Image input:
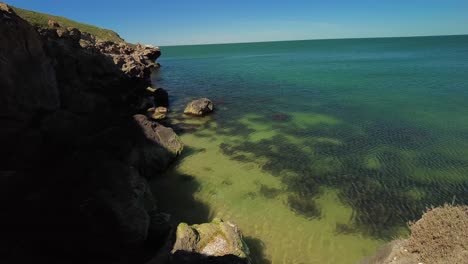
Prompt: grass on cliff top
<box><xmin>11</xmin><ymin>6</ymin><xmax>125</xmax><ymax>43</ymax></box>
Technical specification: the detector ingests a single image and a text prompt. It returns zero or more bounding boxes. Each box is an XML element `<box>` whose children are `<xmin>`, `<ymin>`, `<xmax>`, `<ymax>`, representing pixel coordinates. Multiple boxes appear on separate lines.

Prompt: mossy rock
<box><xmin>172</xmin><ymin>219</ymin><xmax>251</xmax><ymax>263</ymax></box>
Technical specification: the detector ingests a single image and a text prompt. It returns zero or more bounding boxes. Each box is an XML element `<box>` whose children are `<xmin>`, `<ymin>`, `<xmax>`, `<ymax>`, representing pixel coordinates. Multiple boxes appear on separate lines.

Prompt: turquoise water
<box><xmin>151</xmin><ymin>35</ymin><xmax>468</xmax><ymax>263</ymax></box>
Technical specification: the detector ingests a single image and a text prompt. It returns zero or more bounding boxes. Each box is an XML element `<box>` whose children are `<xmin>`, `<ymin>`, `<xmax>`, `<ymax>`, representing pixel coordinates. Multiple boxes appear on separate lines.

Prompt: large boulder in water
<box><xmin>129</xmin><ymin>114</ymin><xmax>183</xmax><ymax>178</ymax></box>
<box><xmin>171</xmin><ymin>219</ymin><xmax>251</xmax><ymax>264</ymax></box>
<box><xmin>184</xmin><ymin>98</ymin><xmax>214</xmax><ymax>116</ymax></box>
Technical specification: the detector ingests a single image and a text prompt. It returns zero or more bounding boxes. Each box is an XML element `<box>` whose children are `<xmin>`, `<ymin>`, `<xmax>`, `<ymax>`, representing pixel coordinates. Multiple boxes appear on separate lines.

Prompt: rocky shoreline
<box><xmin>1</xmin><ymin>3</ymin><xmax>466</xmax><ymax>264</ymax></box>
<box><xmin>0</xmin><ymin>3</ymin><xmax>248</xmax><ymax>264</ymax></box>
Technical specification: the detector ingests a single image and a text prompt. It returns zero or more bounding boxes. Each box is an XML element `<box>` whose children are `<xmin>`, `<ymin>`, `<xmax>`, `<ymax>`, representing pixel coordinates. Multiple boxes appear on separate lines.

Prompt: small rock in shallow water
<box><xmin>184</xmin><ymin>98</ymin><xmax>214</xmax><ymax>116</ymax></box>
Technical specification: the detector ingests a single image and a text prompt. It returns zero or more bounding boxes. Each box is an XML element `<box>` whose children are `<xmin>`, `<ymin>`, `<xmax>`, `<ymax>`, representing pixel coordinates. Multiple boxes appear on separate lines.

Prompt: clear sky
<box><xmin>5</xmin><ymin>0</ymin><xmax>468</xmax><ymax>46</ymax></box>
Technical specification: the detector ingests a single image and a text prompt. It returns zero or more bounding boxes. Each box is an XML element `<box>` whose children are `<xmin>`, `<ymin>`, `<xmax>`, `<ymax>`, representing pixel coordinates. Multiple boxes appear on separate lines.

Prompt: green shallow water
<box><xmin>150</xmin><ymin>35</ymin><xmax>468</xmax><ymax>263</ymax></box>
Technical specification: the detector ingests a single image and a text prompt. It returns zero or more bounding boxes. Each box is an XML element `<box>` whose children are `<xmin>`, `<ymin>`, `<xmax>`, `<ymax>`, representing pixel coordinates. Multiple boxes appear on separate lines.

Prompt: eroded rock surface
<box><xmin>94</xmin><ymin>41</ymin><xmax>161</xmax><ymax>79</ymax></box>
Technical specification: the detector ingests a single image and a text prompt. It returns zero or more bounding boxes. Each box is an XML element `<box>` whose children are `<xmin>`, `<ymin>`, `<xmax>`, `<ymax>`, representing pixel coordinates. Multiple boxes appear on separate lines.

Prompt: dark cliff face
<box><xmin>0</xmin><ymin>3</ymin><xmax>59</xmax><ymax>147</ymax></box>
<box><xmin>0</xmin><ymin>4</ymin><xmax>177</xmax><ymax>264</ymax></box>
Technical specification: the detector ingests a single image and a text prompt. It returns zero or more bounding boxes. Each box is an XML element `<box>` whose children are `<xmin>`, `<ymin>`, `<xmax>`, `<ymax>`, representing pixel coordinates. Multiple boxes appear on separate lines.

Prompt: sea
<box><xmin>150</xmin><ymin>35</ymin><xmax>468</xmax><ymax>263</ymax></box>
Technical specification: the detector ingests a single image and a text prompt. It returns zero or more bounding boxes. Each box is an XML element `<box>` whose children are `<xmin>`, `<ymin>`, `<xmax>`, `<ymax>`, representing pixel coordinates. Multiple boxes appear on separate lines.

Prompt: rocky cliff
<box><xmin>0</xmin><ymin>3</ymin><xmax>176</xmax><ymax>263</ymax></box>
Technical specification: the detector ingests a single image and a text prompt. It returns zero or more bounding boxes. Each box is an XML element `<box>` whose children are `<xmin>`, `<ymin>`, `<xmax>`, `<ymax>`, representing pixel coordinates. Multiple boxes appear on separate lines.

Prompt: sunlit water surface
<box><xmin>150</xmin><ymin>36</ymin><xmax>468</xmax><ymax>264</ymax></box>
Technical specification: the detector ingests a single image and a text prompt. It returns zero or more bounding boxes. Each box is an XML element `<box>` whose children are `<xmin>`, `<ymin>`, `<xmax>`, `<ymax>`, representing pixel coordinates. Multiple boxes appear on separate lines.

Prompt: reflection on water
<box><xmin>151</xmin><ymin>36</ymin><xmax>468</xmax><ymax>263</ymax></box>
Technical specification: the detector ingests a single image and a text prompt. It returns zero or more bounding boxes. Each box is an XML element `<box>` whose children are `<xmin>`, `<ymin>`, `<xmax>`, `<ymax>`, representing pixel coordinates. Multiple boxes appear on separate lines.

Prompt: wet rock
<box><xmin>184</xmin><ymin>98</ymin><xmax>214</xmax><ymax>116</ymax></box>
<box><xmin>171</xmin><ymin>219</ymin><xmax>251</xmax><ymax>264</ymax></box>
<box><xmin>130</xmin><ymin>115</ymin><xmax>183</xmax><ymax>177</ymax></box>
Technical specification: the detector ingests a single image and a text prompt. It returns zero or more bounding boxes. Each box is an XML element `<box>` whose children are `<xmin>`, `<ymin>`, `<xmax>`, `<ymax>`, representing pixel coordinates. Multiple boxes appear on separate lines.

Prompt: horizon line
<box><xmin>159</xmin><ymin>33</ymin><xmax>468</xmax><ymax>48</ymax></box>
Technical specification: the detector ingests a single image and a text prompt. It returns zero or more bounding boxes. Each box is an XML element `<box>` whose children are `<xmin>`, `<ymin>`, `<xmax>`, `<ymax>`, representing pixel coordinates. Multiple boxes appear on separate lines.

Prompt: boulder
<box><xmin>130</xmin><ymin>115</ymin><xmax>183</xmax><ymax>177</ymax></box>
<box><xmin>184</xmin><ymin>98</ymin><xmax>214</xmax><ymax>116</ymax></box>
<box><xmin>171</xmin><ymin>219</ymin><xmax>251</xmax><ymax>264</ymax></box>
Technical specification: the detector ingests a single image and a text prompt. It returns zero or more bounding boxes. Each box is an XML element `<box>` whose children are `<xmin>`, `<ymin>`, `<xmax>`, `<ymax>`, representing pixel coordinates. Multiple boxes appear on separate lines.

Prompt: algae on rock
<box><xmin>171</xmin><ymin>218</ymin><xmax>251</xmax><ymax>264</ymax></box>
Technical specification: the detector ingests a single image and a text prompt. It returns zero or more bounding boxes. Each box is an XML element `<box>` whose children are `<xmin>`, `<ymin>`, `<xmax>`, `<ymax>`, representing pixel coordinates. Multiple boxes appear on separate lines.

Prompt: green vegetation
<box><xmin>11</xmin><ymin>6</ymin><xmax>125</xmax><ymax>42</ymax></box>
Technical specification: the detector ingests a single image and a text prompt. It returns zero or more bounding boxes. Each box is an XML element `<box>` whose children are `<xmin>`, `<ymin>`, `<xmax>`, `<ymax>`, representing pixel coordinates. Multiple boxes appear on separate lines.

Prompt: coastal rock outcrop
<box><xmin>38</xmin><ymin>25</ymin><xmax>160</xmax><ymax>80</ymax></box>
<box><xmin>95</xmin><ymin>41</ymin><xmax>161</xmax><ymax>79</ymax></box>
<box><xmin>171</xmin><ymin>219</ymin><xmax>251</xmax><ymax>264</ymax></box>
<box><xmin>184</xmin><ymin>98</ymin><xmax>214</xmax><ymax>116</ymax></box>
<box><xmin>362</xmin><ymin>205</ymin><xmax>468</xmax><ymax>264</ymax></box>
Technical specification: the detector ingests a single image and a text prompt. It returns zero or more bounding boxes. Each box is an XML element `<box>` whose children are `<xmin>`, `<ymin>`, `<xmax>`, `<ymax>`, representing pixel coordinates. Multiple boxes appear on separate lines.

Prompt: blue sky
<box><xmin>5</xmin><ymin>0</ymin><xmax>468</xmax><ymax>46</ymax></box>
